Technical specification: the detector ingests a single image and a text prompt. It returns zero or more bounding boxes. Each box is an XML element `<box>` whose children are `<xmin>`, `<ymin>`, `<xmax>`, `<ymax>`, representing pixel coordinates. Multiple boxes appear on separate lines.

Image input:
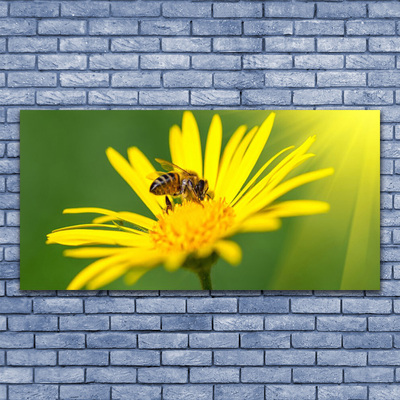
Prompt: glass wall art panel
<box><xmin>20</xmin><ymin>110</ymin><xmax>380</xmax><ymax>290</ymax></box>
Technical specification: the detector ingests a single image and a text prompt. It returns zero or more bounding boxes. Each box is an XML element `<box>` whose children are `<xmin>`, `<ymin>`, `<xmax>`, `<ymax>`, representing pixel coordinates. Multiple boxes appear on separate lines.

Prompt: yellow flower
<box><xmin>47</xmin><ymin>111</ymin><xmax>334</xmax><ymax>290</ymax></box>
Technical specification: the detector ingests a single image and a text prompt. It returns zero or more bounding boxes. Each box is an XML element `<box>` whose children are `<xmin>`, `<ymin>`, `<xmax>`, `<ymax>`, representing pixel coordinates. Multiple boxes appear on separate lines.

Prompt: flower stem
<box><xmin>182</xmin><ymin>252</ymin><xmax>219</xmax><ymax>291</ymax></box>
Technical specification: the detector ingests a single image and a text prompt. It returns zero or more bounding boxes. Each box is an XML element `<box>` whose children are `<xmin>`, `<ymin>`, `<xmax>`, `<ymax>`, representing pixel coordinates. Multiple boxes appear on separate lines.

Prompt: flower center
<box><xmin>149</xmin><ymin>198</ymin><xmax>235</xmax><ymax>253</ymax></box>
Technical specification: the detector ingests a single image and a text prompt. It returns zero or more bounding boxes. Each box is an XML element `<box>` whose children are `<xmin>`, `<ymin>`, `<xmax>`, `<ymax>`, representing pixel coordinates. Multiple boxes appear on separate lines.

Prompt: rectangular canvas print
<box><xmin>20</xmin><ymin>110</ymin><xmax>380</xmax><ymax>290</ymax></box>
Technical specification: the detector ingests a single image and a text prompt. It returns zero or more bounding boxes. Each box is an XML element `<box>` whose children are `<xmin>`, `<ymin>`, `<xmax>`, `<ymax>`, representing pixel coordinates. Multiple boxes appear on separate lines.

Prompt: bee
<box><xmin>149</xmin><ymin>158</ymin><xmax>209</xmax><ymax>212</ymax></box>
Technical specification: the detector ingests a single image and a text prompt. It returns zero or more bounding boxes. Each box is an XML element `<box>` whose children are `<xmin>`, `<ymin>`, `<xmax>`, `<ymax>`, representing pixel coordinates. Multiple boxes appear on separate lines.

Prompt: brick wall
<box><xmin>0</xmin><ymin>0</ymin><xmax>399</xmax><ymax>399</ymax></box>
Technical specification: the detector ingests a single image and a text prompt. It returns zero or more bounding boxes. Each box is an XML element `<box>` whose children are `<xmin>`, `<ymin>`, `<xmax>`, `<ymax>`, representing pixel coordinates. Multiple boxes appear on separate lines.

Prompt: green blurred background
<box><xmin>20</xmin><ymin>110</ymin><xmax>380</xmax><ymax>290</ymax></box>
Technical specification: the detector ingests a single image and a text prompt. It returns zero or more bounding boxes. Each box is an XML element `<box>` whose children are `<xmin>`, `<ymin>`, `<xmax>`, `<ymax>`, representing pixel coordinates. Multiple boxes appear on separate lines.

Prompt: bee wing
<box><xmin>146</xmin><ymin>171</ymin><xmax>165</xmax><ymax>180</ymax></box>
<box><xmin>155</xmin><ymin>158</ymin><xmax>195</xmax><ymax>176</ymax></box>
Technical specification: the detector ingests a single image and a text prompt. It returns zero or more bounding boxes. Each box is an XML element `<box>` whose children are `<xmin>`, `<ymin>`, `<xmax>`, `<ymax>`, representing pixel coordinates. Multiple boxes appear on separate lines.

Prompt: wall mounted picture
<box><xmin>20</xmin><ymin>110</ymin><xmax>380</xmax><ymax>290</ymax></box>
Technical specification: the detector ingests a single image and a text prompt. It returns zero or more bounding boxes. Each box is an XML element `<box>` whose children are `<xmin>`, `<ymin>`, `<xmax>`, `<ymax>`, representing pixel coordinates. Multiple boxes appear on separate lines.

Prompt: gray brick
<box><xmin>0</xmin><ymin>19</ymin><xmax>36</xmax><ymax>36</ymax></box>
<box><xmin>163</xmin><ymin>71</ymin><xmax>211</xmax><ymax>88</ymax></box>
<box><xmin>191</xmin><ymin>90</ymin><xmax>240</xmax><ymax>106</ymax></box>
<box><xmin>214</xmin><ymin>350</ymin><xmax>263</xmax><ymax>366</ymax></box>
<box><xmin>8</xmin><ymin>72</ymin><xmax>56</xmax><ymax>88</ymax></box>
<box><xmin>187</xmin><ymin>298</ymin><xmax>237</xmax><ymax>313</ymax></box>
<box><xmin>318</xmin><ymin>350</ymin><xmax>366</xmax><ymax>366</ymax></box>
<box><xmin>369</xmin><ymin>316</ymin><xmax>400</xmax><ymax>331</ymax></box>
<box><xmin>86</xmin><ymin>367</ymin><xmax>136</xmax><ymax>383</ymax></box>
<box><xmin>242</xmin><ymin>367</ymin><xmax>291</xmax><ymax>383</ymax></box>
<box><xmin>89</xmin><ymin>90</ymin><xmax>138</xmax><ymax>105</ymax></box>
<box><xmin>138</xmin><ymin>367</ymin><xmax>187</xmax><ymax>383</ymax></box>
<box><xmin>241</xmin><ymin>332</ymin><xmax>290</xmax><ymax>349</ymax></box>
<box><xmin>214</xmin><ymin>315</ymin><xmax>263</xmax><ymax>331</ymax></box>
<box><xmin>343</xmin><ymin>299</ymin><xmax>391</xmax><ymax>314</ymax></box>
<box><xmin>189</xmin><ymin>332</ymin><xmax>239</xmax><ymax>348</ymax></box>
<box><xmin>370</xmin><ymin>38</ymin><xmax>400</xmax><ymax>53</ymax></box>
<box><xmin>85</xmin><ymin>298</ymin><xmax>135</xmax><ymax>313</ymax></box>
<box><xmin>292</xmin><ymin>333</ymin><xmax>341</xmax><ymax>349</ymax></box>
<box><xmin>60</xmin><ymin>385</ymin><xmax>110</xmax><ymax>400</ymax></box>
<box><xmin>139</xmin><ymin>333</ymin><xmax>187</xmax><ymax>349</ymax></box>
<box><xmin>0</xmin><ymin>367</ymin><xmax>32</xmax><ymax>383</ymax></box>
<box><xmin>60</xmin><ymin>38</ymin><xmax>108</xmax><ymax>53</ymax></box>
<box><xmin>265</xmin><ymin>315</ymin><xmax>315</xmax><ymax>331</ymax></box>
<box><xmin>242</xmin><ymin>89</ymin><xmax>291</xmax><ymax>105</ymax></box>
<box><xmin>7</xmin><ymin>349</ymin><xmax>56</xmax><ymax>366</ymax></box>
<box><xmin>112</xmin><ymin>2</ymin><xmax>159</xmax><ymax>17</ymax></box>
<box><xmin>162</xmin><ymin>315</ymin><xmax>211</xmax><ymax>331</ymax></box>
<box><xmin>190</xmin><ymin>367</ymin><xmax>239</xmax><ymax>383</ymax></box>
<box><xmin>265</xmin><ymin>37</ymin><xmax>314</xmax><ymax>52</ymax></box>
<box><xmin>162</xmin><ymin>350</ymin><xmax>211</xmax><ymax>366</ymax></box>
<box><xmin>345</xmin><ymin>367</ymin><xmax>393</xmax><ymax>383</ymax></box>
<box><xmin>318</xmin><ymin>71</ymin><xmax>366</xmax><ymax>87</ymax></box>
<box><xmin>163</xmin><ymin>385</ymin><xmax>212</xmax><ymax>400</ymax></box>
<box><xmin>162</xmin><ymin>38</ymin><xmax>210</xmax><ymax>53</ymax></box>
<box><xmin>265</xmin><ymin>385</ymin><xmax>315</xmax><ymax>400</ymax></box>
<box><xmin>239</xmin><ymin>297</ymin><xmax>289</xmax><ymax>313</ymax></box>
<box><xmin>296</xmin><ymin>20</ymin><xmax>344</xmax><ymax>36</ymax></box>
<box><xmin>292</xmin><ymin>298</ymin><xmax>340</xmax><ymax>314</ymax></box>
<box><xmin>87</xmin><ymin>332</ymin><xmax>137</xmax><ymax>349</ymax></box>
<box><xmin>112</xmin><ymin>70</ymin><xmax>160</xmax><ymax>88</ymax></box>
<box><xmin>344</xmin><ymin>90</ymin><xmax>393</xmax><ymax>105</ymax></box>
<box><xmin>111</xmin><ymin>315</ymin><xmax>160</xmax><ymax>330</ymax></box>
<box><xmin>0</xmin><ymin>333</ymin><xmax>33</xmax><ymax>348</ymax></box>
<box><xmin>317</xmin><ymin>316</ymin><xmax>366</xmax><ymax>331</ymax></box>
<box><xmin>141</xmin><ymin>54</ymin><xmax>189</xmax><ymax>70</ymax></box>
<box><xmin>35</xmin><ymin>333</ymin><xmax>84</xmax><ymax>349</ymax></box>
<box><xmin>39</xmin><ymin>19</ymin><xmax>86</xmax><ymax>35</ymax></box>
<box><xmin>0</xmin><ymin>125</ymin><xmax>20</xmax><ymax>140</ymax></box>
<box><xmin>60</xmin><ymin>315</ymin><xmax>109</xmax><ymax>331</ymax></box>
<box><xmin>193</xmin><ymin>20</ymin><xmax>241</xmax><ymax>36</ymax></box>
<box><xmin>369</xmin><ymin>350</ymin><xmax>400</xmax><ymax>366</ymax></box>
<box><xmin>62</xmin><ymin>2</ymin><xmax>110</xmax><ymax>17</ymax></box>
<box><xmin>90</xmin><ymin>19</ymin><xmax>138</xmax><ymax>35</ymax></box>
<box><xmin>317</xmin><ymin>3</ymin><xmax>366</xmax><ymax>18</ymax></box>
<box><xmin>295</xmin><ymin>55</ymin><xmax>344</xmax><ymax>69</ymax></box>
<box><xmin>112</xmin><ymin>385</ymin><xmax>161</xmax><ymax>400</ymax></box>
<box><xmin>163</xmin><ymin>2</ymin><xmax>210</xmax><ymax>18</ymax></box>
<box><xmin>346</xmin><ymin>55</ymin><xmax>395</xmax><ymax>69</ymax></box>
<box><xmin>9</xmin><ymin>37</ymin><xmax>57</xmax><ymax>53</ymax></box>
<box><xmin>11</xmin><ymin>2</ymin><xmax>59</xmax><ymax>17</ymax></box>
<box><xmin>139</xmin><ymin>90</ymin><xmax>188</xmax><ymax>106</ymax></box>
<box><xmin>265</xmin><ymin>350</ymin><xmax>315</xmax><ymax>366</ymax></box>
<box><xmin>90</xmin><ymin>54</ymin><xmax>138</xmax><ymax>70</ymax></box>
<box><xmin>38</xmin><ymin>54</ymin><xmax>87</xmax><ymax>70</ymax></box>
<box><xmin>347</xmin><ymin>20</ymin><xmax>395</xmax><ymax>36</ymax></box>
<box><xmin>59</xmin><ymin>350</ymin><xmax>109</xmax><ymax>366</ymax></box>
<box><xmin>0</xmin><ymin>297</ymin><xmax>30</xmax><ymax>313</ymax></box>
<box><xmin>265</xmin><ymin>71</ymin><xmax>314</xmax><ymax>88</ymax></box>
<box><xmin>370</xmin><ymin>71</ymin><xmax>400</xmax><ymax>87</ymax></box>
<box><xmin>34</xmin><ymin>298</ymin><xmax>83</xmax><ymax>314</ymax></box>
<box><xmin>60</xmin><ymin>72</ymin><xmax>109</xmax><ymax>88</ymax></box>
<box><xmin>243</xmin><ymin>55</ymin><xmax>292</xmax><ymax>70</ymax></box>
<box><xmin>264</xmin><ymin>2</ymin><xmax>314</xmax><ymax>18</ymax></box>
<box><xmin>37</xmin><ymin>90</ymin><xmax>86</xmax><ymax>105</ymax></box>
<box><xmin>370</xmin><ymin>2</ymin><xmax>400</xmax><ymax>18</ymax></box>
<box><xmin>294</xmin><ymin>89</ymin><xmax>342</xmax><ymax>105</ymax></box>
<box><xmin>193</xmin><ymin>54</ymin><xmax>241</xmax><ymax>70</ymax></box>
<box><xmin>111</xmin><ymin>37</ymin><xmax>160</xmax><ymax>52</ymax></box>
<box><xmin>0</xmin><ymin>55</ymin><xmax>35</xmax><ymax>70</ymax></box>
<box><xmin>8</xmin><ymin>315</ymin><xmax>57</xmax><ymax>331</ymax></box>
<box><xmin>35</xmin><ymin>367</ymin><xmax>84</xmax><ymax>383</ymax></box>
<box><xmin>318</xmin><ymin>38</ymin><xmax>366</xmax><ymax>53</ymax></box>
<box><xmin>141</xmin><ymin>20</ymin><xmax>189</xmax><ymax>36</ymax></box>
<box><xmin>343</xmin><ymin>333</ymin><xmax>392</xmax><ymax>349</ymax></box>
<box><xmin>214</xmin><ymin>38</ymin><xmax>262</xmax><ymax>53</ymax></box>
<box><xmin>318</xmin><ymin>385</ymin><xmax>367</xmax><ymax>400</ymax></box>
<box><xmin>9</xmin><ymin>385</ymin><xmax>58</xmax><ymax>399</ymax></box>
<box><xmin>214</xmin><ymin>384</ymin><xmax>264</xmax><ymax>399</ymax></box>
<box><xmin>214</xmin><ymin>3</ymin><xmax>262</xmax><ymax>18</ymax></box>
<box><xmin>244</xmin><ymin>21</ymin><xmax>292</xmax><ymax>36</ymax></box>
<box><xmin>111</xmin><ymin>350</ymin><xmax>159</xmax><ymax>366</ymax></box>
<box><xmin>293</xmin><ymin>367</ymin><xmax>342</xmax><ymax>383</ymax></box>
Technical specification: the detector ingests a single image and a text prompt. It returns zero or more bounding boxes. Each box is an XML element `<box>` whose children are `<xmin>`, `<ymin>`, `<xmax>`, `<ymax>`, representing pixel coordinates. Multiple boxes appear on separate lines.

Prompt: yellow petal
<box><xmin>52</xmin><ymin>223</ymin><xmax>139</xmax><ymax>233</ymax></box>
<box><xmin>214</xmin><ymin>124</ymin><xmax>247</xmax><ymax>198</ymax></box>
<box><xmin>164</xmin><ymin>252</ymin><xmax>187</xmax><ymax>271</ymax></box>
<box><xmin>204</xmin><ymin>114</ymin><xmax>222</xmax><ymax>190</ymax></box>
<box><xmin>264</xmin><ymin>200</ymin><xmax>330</xmax><ymax>218</ymax></box>
<box><xmin>169</xmin><ymin>124</ymin><xmax>185</xmax><ymax>168</ymax></box>
<box><xmin>217</xmin><ymin>126</ymin><xmax>258</xmax><ymax>201</ymax></box>
<box><xmin>225</xmin><ymin>112</ymin><xmax>275</xmax><ymax>204</ymax></box>
<box><xmin>230</xmin><ymin>145</ymin><xmax>294</xmax><ymax>207</ymax></box>
<box><xmin>240</xmin><ymin>167</ymin><xmax>335</xmax><ymax>218</ymax></box>
<box><xmin>124</xmin><ymin>268</ymin><xmax>151</xmax><ymax>286</ymax></box>
<box><xmin>64</xmin><ymin>207</ymin><xmax>155</xmax><ymax>230</ymax></box>
<box><xmin>64</xmin><ymin>247</ymin><xmax>133</xmax><ymax>258</ymax></box>
<box><xmin>46</xmin><ymin>229</ymin><xmax>151</xmax><ymax>247</ymax></box>
<box><xmin>237</xmin><ymin>216</ymin><xmax>282</xmax><ymax>233</ymax></box>
<box><xmin>214</xmin><ymin>240</ymin><xmax>242</xmax><ymax>266</ymax></box>
<box><xmin>127</xmin><ymin>146</ymin><xmax>169</xmax><ymax>209</ymax></box>
<box><xmin>106</xmin><ymin>147</ymin><xmax>162</xmax><ymax>216</ymax></box>
<box><xmin>181</xmin><ymin>111</ymin><xmax>202</xmax><ymax>177</ymax></box>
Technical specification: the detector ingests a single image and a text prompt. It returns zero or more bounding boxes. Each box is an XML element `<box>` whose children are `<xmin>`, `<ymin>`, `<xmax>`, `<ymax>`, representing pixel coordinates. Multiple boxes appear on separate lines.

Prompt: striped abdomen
<box><xmin>150</xmin><ymin>172</ymin><xmax>181</xmax><ymax>196</ymax></box>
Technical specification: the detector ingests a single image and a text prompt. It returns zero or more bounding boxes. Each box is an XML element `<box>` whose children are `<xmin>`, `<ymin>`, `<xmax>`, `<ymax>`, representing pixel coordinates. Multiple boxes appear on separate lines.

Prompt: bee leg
<box><xmin>186</xmin><ymin>181</ymin><xmax>204</xmax><ymax>207</ymax></box>
<box><xmin>165</xmin><ymin>196</ymin><xmax>173</xmax><ymax>214</ymax></box>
